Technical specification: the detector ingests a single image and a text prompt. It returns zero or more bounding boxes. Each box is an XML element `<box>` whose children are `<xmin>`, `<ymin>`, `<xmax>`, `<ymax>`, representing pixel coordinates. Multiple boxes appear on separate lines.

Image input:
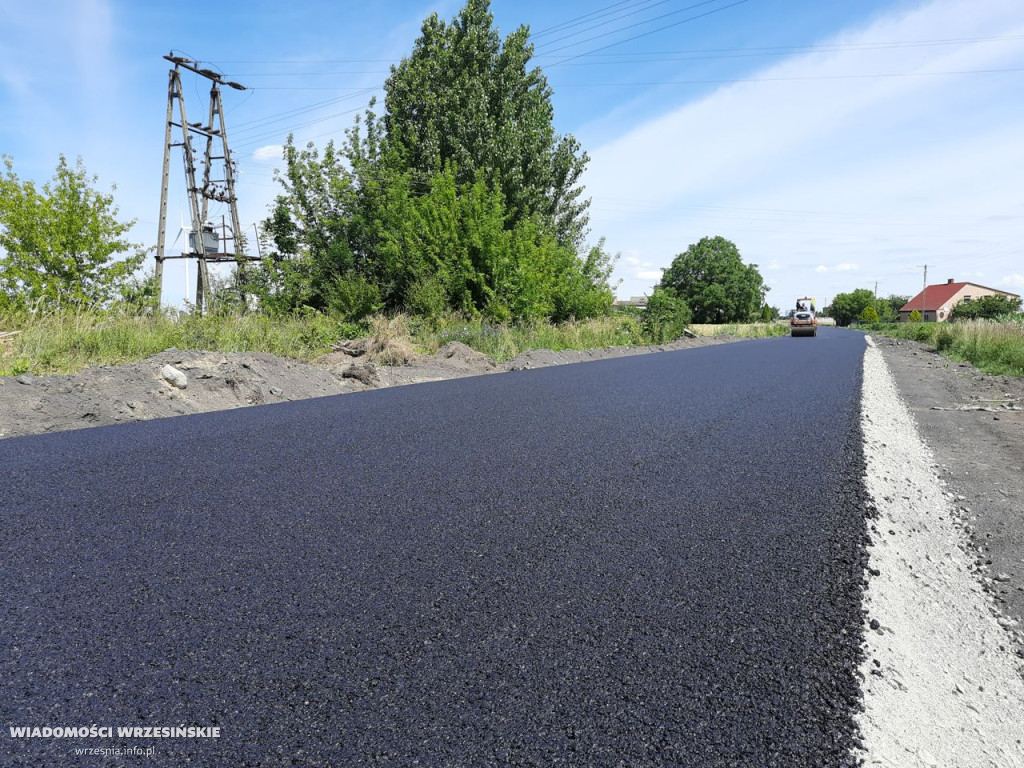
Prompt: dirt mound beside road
<box><xmin>0</xmin><ymin>349</ymin><xmax>366</xmax><ymax>440</ymax></box>
<box><xmin>0</xmin><ymin>335</ymin><xmax>733</xmax><ymax>440</ymax></box>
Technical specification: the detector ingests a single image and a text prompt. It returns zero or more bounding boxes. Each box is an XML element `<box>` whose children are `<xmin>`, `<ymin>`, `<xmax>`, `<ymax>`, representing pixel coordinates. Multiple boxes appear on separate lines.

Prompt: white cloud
<box><xmin>637</xmin><ymin>270</ymin><xmax>663</xmax><ymax>280</ymax></box>
<box><xmin>816</xmin><ymin>265</ymin><xmax>829</xmax><ymax>273</ymax></box>
<box><xmin>999</xmin><ymin>274</ymin><xmax>1024</xmax><ymax>290</ymax></box>
<box><xmin>253</xmin><ymin>145</ymin><xmax>284</xmax><ymax>161</ymax></box>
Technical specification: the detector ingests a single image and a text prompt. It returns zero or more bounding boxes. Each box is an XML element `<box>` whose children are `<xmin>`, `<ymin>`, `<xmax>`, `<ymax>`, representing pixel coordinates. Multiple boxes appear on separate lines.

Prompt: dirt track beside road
<box><xmin>873</xmin><ymin>334</ymin><xmax>1024</xmax><ymax>646</ymax></box>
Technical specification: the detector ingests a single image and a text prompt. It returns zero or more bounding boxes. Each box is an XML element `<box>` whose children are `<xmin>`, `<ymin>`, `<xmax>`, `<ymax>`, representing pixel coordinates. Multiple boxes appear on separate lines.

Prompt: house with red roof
<box><xmin>899</xmin><ymin>279</ymin><xmax>1020</xmax><ymax>322</ymax></box>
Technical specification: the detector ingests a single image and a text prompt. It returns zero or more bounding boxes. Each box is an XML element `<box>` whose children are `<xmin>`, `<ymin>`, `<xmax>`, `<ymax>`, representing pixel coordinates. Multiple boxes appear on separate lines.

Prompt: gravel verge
<box><xmin>857</xmin><ymin>336</ymin><xmax>1024</xmax><ymax>767</ymax></box>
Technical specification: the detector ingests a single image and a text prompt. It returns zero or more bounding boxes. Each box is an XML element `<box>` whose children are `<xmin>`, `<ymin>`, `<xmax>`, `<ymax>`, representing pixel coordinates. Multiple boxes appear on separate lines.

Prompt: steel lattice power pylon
<box><xmin>155</xmin><ymin>53</ymin><xmax>256</xmax><ymax>313</ymax></box>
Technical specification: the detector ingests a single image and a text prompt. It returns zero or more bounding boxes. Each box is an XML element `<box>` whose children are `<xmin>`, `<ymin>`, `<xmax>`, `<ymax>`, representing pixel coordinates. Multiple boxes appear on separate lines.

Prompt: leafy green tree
<box><xmin>950</xmin><ymin>294</ymin><xmax>1021</xmax><ymax>320</ymax></box>
<box><xmin>875</xmin><ymin>294</ymin><xmax>908</xmax><ymax>323</ymax></box>
<box><xmin>828</xmin><ymin>289</ymin><xmax>876</xmax><ymax>327</ymax></box>
<box><xmin>383</xmin><ymin>0</ymin><xmax>589</xmax><ymax>248</ymax></box>
<box><xmin>256</xmin><ymin>137</ymin><xmax>361</xmax><ymax>313</ymax></box>
<box><xmin>859</xmin><ymin>305</ymin><xmax>880</xmax><ymax>324</ymax></box>
<box><xmin>117</xmin><ymin>268</ymin><xmax>160</xmax><ymax>313</ymax></box>
<box><xmin>642</xmin><ymin>287</ymin><xmax>692</xmax><ymax>343</ymax></box>
<box><xmin>0</xmin><ymin>155</ymin><xmax>144</xmax><ymax>311</ymax></box>
<box><xmin>658</xmin><ymin>236</ymin><xmax>767</xmax><ymax>323</ymax></box>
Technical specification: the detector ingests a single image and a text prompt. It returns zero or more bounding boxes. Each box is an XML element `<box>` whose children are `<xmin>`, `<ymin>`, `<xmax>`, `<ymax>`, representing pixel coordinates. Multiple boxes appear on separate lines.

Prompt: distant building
<box><xmin>898</xmin><ymin>279</ymin><xmax>1020</xmax><ymax>322</ymax></box>
<box><xmin>613</xmin><ymin>296</ymin><xmax>649</xmax><ymax>309</ymax></box>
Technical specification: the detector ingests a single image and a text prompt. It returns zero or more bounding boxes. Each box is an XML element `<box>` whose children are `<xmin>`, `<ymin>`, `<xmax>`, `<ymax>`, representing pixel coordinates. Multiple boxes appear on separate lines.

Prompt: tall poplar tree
<box><xmin>382</xmin><ymin>0</ymin><xmax>590</xmax><ymax>248</ymax></box>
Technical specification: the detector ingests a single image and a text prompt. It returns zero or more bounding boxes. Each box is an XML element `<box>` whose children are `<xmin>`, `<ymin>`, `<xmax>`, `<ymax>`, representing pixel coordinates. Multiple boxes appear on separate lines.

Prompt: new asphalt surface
<box><xmin>2</xmin><ymin>328</ymin><xmax>869</xmax><ymax>767</ymax></box>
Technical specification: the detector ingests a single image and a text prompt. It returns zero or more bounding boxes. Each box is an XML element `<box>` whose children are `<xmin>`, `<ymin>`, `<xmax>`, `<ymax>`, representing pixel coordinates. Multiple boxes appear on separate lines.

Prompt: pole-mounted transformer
<box><xmin>155</xmin><ymin>53</ymin><xmax>258</xmax><ymax>313</ymax></box>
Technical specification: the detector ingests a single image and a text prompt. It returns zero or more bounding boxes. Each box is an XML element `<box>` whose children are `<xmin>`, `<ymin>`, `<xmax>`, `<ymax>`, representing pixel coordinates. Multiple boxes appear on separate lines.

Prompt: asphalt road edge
<box><xmin>856</xmin><ymin>336</ymin><xmax>1024</xmax><ymax>767</ymax></box>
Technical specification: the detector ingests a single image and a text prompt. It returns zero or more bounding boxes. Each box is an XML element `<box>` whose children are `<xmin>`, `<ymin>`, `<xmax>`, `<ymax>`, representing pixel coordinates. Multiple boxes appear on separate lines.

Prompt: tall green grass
<box><xmin>410</xmin><ymin>312</ymin><xmax>646</xmax><ymax>363</ymax></box>
<box><xmin>0</xmin><ymin>311</ymin><xmax>353</xmax><ymax>375</ymax></box>
<box><xmin>0</xmin><ymin>310</ymin><xmax>648</xmax><ymax>374</ymax></box>
<box><xmin>689</xmin><ymin>322</ymin><xmax>790</xmax><ymax>339</ymax></box>
<box><xmin>866</xmin><ymin>318</ymin><xmax>1024</xmax><ymax>377</ymax></box>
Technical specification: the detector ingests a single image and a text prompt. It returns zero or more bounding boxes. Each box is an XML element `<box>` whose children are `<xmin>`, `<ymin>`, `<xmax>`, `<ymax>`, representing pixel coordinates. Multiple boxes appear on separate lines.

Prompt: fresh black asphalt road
<box><xmin>2</xmin><ymin>328</ymin><xmax>869</xmax><ymax>767</ymax></box>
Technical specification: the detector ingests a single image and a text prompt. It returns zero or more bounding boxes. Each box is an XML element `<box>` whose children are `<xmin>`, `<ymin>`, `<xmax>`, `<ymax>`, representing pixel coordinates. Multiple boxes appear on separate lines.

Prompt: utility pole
<box><xmin>921</xmin><ymin>264</ymin><xmax>928</xmax><ymax>321</ymax></box>
<box><xmin>155</xmin><ymin>53</ymin><xmax>255</xmax><ymax>313</ymax></box>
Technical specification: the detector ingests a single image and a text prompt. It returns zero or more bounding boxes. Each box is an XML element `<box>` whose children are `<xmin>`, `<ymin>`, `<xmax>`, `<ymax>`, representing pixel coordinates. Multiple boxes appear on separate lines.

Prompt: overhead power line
<box><xmin>535</xmin><ymin>0</ymin><xmax>728</xmax><ymax>56</ymax></box>
<box><xmin>229</xmin><ymin>65</ymin><xmax>1023</xmax><ymax>96</ymax></box>
<box><xmin>545</xmin><ymin>0</ymin><xmax>753</xmax><ymax>66</ymax></box>
<box><xmin>550</xmin><ymin>67</ymin><xmax>1024</xmax><ymax>88</ymax></box>
<box><xmin>231</xmin><ymin>87</ymin><xmax>378</xmax><ymax>142</ymax></box>
<box><xmin>211</xmin><ymin>35</ymin><xmax>1024</xmax><ymax>69</ymax></box>
<box><xmin>531</xmin><ymin>0</ymin><xmax>676</xmax><ymax>46</ymax></box>
<box><xmin>535</xmin><ymin>34</ymin><xmax>1024</xmax><ymax>65</ymax></box>
<box><xmin>231</xmin><ymin>101</ymin><xmax>375</xmax><ymax>150</ymax></box>
<box><xmin>529</xmin><ymin>0</ymin><xmax>636</xmax><ymax>37</ymax></box>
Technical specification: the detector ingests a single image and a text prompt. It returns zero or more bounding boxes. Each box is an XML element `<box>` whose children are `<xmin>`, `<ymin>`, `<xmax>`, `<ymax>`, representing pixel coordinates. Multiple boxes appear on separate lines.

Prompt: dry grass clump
<box><xmin>365</xmin><ymin>314</ymin><xmax>418</xmax><ymax>365</ymax></box>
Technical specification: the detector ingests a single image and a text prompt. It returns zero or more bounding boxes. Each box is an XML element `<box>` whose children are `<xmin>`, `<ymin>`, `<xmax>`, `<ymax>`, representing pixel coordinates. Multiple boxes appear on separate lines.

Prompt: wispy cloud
<box><xmin>1000</xmin><ymin>274</ymin><xmax>1024</xmax><ymax>290</ymax></box>
<box><xmin>585</xmin><ymin>0</ymin><xmax>1024</xmax><ymax>302</ymax></box>
<box><xmin>253</xmin><ymin>145</ymin><xmax>284</xmax><ymax>161</ymax></box>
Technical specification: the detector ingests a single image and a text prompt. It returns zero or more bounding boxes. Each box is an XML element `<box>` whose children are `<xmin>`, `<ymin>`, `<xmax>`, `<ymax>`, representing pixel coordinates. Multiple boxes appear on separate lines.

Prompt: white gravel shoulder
<box><xmin>858</xmin><ymin>336</ymin><xmax>1024</xmax><ymax>767</ymax></box>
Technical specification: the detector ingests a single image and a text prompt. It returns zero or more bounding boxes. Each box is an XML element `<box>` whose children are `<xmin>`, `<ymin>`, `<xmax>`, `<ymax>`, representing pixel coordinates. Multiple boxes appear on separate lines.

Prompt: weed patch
<box><xmin>867</xmin><ymin>319</ymin><xmax>1024</xmax><ymax>377</ymax></box>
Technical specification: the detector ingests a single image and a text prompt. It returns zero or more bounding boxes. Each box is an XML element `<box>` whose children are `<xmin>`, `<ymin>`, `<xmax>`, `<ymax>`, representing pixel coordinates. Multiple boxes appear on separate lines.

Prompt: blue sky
<box><xmin>2</xmin><ymin>0</ymin><xmax>1022</xmax><ymax>310</ymax></box>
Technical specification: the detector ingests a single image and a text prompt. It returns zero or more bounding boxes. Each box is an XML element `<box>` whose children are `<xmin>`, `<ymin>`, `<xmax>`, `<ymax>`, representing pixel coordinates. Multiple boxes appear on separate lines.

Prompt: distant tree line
<box><xmin>826</xmin><ymin>290</ymin><xmax>907</xmax><ymax>326</ymax></box>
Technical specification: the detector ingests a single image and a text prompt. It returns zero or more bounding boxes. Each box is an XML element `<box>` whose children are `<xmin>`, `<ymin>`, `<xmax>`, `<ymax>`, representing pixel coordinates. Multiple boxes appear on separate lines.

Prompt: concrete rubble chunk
<box><xmin>161</xmin><ymin>364</ymin><xmax>188</xmax><ymax>390</ymax></box>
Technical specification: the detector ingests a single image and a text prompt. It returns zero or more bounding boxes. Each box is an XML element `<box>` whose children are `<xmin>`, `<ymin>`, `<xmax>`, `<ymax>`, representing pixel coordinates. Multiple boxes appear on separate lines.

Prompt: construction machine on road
<box><xmin>790</xmin><ymin>297</ymin><xmax>817</xmax><ymax>337</ymax></box>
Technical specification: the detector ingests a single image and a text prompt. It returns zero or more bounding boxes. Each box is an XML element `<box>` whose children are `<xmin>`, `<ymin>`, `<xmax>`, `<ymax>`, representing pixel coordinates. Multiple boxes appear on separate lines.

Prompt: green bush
<box><xmin>643</xmin><ymin>288</ymin><xmax>692</xmax><ymax>343</ymax></box>
<box><xmin>935</xmin><ymin>325</ymin><xmax>954</xmax><ymax>351</ymax></box>
<box><xmin>950</xmin><ymin>294</ymin><xmax>1022</xmax><ymax>321</ymax></box>
<box><xmin>859</xmin><ymin>306</ymin><xmax>880</xmax><ymax>324</ymax></box>
<box><xmin>405</xmin><ymin>274</ymin><xmax>449</xmax><ymax>322</ymax></box>
<box><xmin>326</xmin><ymin>273</ymin><xmax>383</xmax><ymax>322</ymax></box>
<box><xmin>908</xmin><ymin>309</ymin><xmax>922</xmax><ymax>322</ymax></box>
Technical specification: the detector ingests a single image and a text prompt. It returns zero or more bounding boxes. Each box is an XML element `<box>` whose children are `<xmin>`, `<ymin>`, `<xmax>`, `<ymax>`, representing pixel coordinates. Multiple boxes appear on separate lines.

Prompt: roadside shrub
<box><xmin>326</xmin><ymin>273</ymin><xmax>383</xmax><ymax>322</ymax></box>
<box><xmin>643</xmin><ymin>288</ymin><xmax>692</xmax><ymax>343</ymax></box>
<box><xmin>935</xmin><ymin>325</ymin><xmax>954</xmax><ymax>351</ymax></box>
<box><xmin>405</xmin><ymin>274</ymin><xmax>450</xmax><ymax>323</ymax></box>
<box><xmin>859</xmin><ymin>306</ymin><xmax>879</xmax><ymax>324</ymax></box>
<box><xmin>950</xmin><ymin>294</ymin><xmax>1022</xmax><ymax>321</ymax></box>
<box><xmin>907</xmin><ymin>323</ymin><xmax>932</xmax><ymax>342</ymax></box>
